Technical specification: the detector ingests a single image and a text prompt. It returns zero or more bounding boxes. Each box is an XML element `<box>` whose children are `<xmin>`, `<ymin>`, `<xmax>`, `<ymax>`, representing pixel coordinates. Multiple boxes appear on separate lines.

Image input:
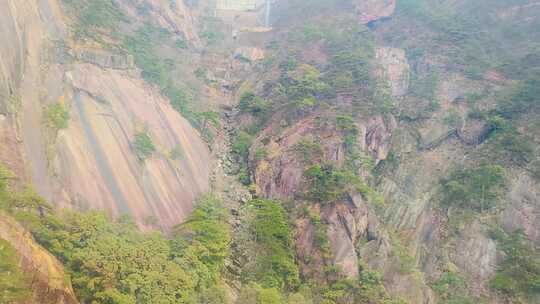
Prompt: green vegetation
<box><xmin>173</xmin><ymin>195</ymin><xmax>231</xmax><ymax>290</ymax></box>
<box><xmin>122</xmin><ymin>23</ymin><xmax>213</xmax><ymax>137</ymax></box>
<box><xmin>432</xmin><ymin>272</ymin><xmax>472</xmax><ymax>304</ymax></box>
<box><xmin>0</xmin><ymin>171</ymin><xmax>232</xmax><ymax>304</ymax></box>
<box><xmin>44</xmin><ymin>102</ymin><xmax>70</xmax><ymax>130</ymax></box>
<box><xmin>466</xmin><ymin>73</ymin><xmax>539</xmax><ymax>168</ymax></box>
<box><xmin>123</xmin><ymin>23</ymin><xmax>173</xmax><ymax>88</ymax></box>
<box><xmin>176</xmin><ymin>39</ymin><xmax>188</xmax><ymax>50</ymax></box>
<box><xmin>285</xmin><ymin>64</ymin><xmax>328</xmax><ymax>98</ymax></box>
<box><xmin>303</xmin><ymin>164</ymin><xmax>350</xmax><ymax>203</ymax></box>
<box><xmin>232</xmin><ymin>131</ymin><xmax>254</xmax><ymax>185</ymax></box>
<box><xmin>199</xmin><ymin>16</ymin><xmax>226</xmax><ymax>47</ymax></box>
<box><xmin>237</xmin><ymin>283</ymin><xmax>283</xmax><ymax>304</ymax></box>
<box><xmin>47</xmin><ymin>213</ymin><xmax>198</xmax><ymax>303</ymax></box>
<box><xmin>62</xmin><ymin>0</ymin><xmax>125</xmax><ymax>40</ymax></box>
<box><xmin>195</xmin><ymin>68</ymin><xmax>215</xmax><ymax>85</ymax></box>
<box><xmin>443</xmin><ymin>108</ymin><xmax>463</xmax><ymax>129</ymax></box>
<box><xmin>489</xmin><ymin>128</ymin><xmax>534</xmax><ymax>167</ymax></box>
<box><xmin>0</xmin><ymin>239</ymin><xmax>31</xmax><ymax>303</ymax></box>
<box><xmin>292</xmin><ymin>137</ymin><xmax>323</xmax><ymax>163</ymax></box>
<box><xmin>307</xmin><ymin>209</ymin><xmax>330</xmax><ymax>254</ymax></box>
<box><xmin>196</xmin><ymin>111</ymin><xmax>220</xmax><ymax>142</ymax></box>
<box><xmin>303</xmin><ymin>164</ymin><xmax>367</xmax><ymax>203</ymax></box>
<box><xmin>254</xmin><ymin>148</ymin><xmax>269</xmax><ymax>162</ymax></box>
<box><xmin>440</xmin><ymin>164</ymin><xmax>505</xmax><ymax>212</ymax></box>
<box><xmin>241</xmin><ymin>199</ymin><xmax>300</xmax><ymax>290</ymax></box>
<box><xmin>162</xmin><ymin>85</ymin><xmax>193</xmax><ymax>120</ymax></box>
<box><xmin>489</xmin><ymin>230</ymin><xmax>540</xmax><ymax>301</ymax></box>
<box><xmin>319</xmin><ymin>268</ymin><xmax>406</xmax><ymax>304</ymax></box>
<box><xmin>394</xmin><ymin>1</ymin><xmax>537</xmax><ymax>75</ymax></box>
<box><xmin>133</xmin><ymin>131</ymin><xmax>156</xmax><ymax>160</ymax></box>
<box><xmin>239</xmin><ymin>91</ymin><xmax>270</xmax><ymax>118</ymax></box>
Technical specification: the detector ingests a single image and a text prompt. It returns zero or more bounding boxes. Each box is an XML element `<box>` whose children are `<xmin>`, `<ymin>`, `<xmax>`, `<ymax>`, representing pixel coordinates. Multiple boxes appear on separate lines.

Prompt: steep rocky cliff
<box><xmin>0</xmin><ymin>0</ymin><xmax>210</xmax><ymax>230</ymax></box>
<box><xmin>0</xmin><ymin>0</ymin><xmax>539</xmax><ymax>303</ymax></box>
<box><xmin>226</xmin><ymin>0</ymin><xmax>540</xmax><ymax>303</ymax></box>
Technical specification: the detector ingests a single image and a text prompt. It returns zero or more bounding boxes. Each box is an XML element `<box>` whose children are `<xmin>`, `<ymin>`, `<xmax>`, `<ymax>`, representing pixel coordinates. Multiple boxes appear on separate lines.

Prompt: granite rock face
<box><xmin>375</xmin><ymin>47</ymin><xmax>410</xmax><ymax>97</ymax></box>
<box><xmin>0</xmin><ymin>0</ymin><xmax>211</xmax><ymax>230</ymax></box>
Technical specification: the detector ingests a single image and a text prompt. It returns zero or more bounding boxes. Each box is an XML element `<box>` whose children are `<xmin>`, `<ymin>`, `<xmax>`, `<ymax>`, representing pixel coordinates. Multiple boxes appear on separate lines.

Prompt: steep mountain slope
<box><xmin>224</xmin><ymin>0</ymin><xmax>540</xmax><ymax>303</ymax></box>
<box><xmin>0</xmin><ymin>0</ymin><xmax>539</xmax><ymax>304</ymax></box>
<box><xmin>0</xmin><ymin>0</ymin><xmax>210</xmax><ymax>229</ymax></box>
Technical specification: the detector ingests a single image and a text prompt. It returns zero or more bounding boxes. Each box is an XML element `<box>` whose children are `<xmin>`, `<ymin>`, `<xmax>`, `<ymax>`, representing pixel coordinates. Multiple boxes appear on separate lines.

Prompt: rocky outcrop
<box><xmin>0</xmin><ymin>212</ymin><xmax>78</xmax><ymax>304</ymax></box>
<box><xmin>73</xmin><ymin>49</ymin><xmax>135</xmax><ymax>70</ymax></box>
<box><xmin>501</xmin><ymin>174</ymin><xmax>540</xmax><ymax>244</ymax></box>
<box><xmin>251</xmin><ymin>114</ymin><xmax>342</xmax><ymax>200</ymax></box>
<box><xmin>451</xmin><ymin>222</ymin><xmax>498</xmax><ymax>285</ymax></box>
<box><xmin>322</xmin><ymin>195</ymin><xmax>381</xmax><ymax>278</ymax></box>
<box><xmin>375</xmin><ymin>47</ymin><xmax>410</xmax><ymax>97</ymax></box>
<box><xmin>353</xmin><ymin>0</ymin><xmax>396</xmax><ymax>25</ymax></box>
<box><xmin>252</xmin><ymin>113</ymin><xmax>395</xmax><ymax>200</ymax></box>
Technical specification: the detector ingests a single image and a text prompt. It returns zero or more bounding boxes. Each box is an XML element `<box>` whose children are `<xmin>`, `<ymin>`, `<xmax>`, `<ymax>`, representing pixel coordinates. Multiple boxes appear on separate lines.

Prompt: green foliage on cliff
<box><xmin>325</xmin><ymin>25</ymin><xmax>374</xmax><ymax>93</ymax></box>
<box><xmin>172</xmin><ymin>195</ymin><xmax>231</xmax><ymax>289</ymax></box>
<box><xmin>468</xmin><ymin>73</ymin><xmax>539</xmax><ymax>168</ymax></box>
<box><xmin>392</xmin><ymin>0</ymin><xmax>540</xmax><ymax>84</ymax></box>
<box><xmin>282</xmin><ymin>64</ymin><xmax>330</xmax><ymax>102</ymax></box>
<box><xmin>443</xmin><ymin>108</ymin><xmax>463</xmax><ymax>129</ymax></box>
<box><xmin>123</xmin><ymin>23</ymin><xmax>170</xmax><ymax>87</ymax></box>
<box><xmin>133</xmin><ymin>131</ymin><xmax>156</xmax><ymax>160</ymax></box>
<box><xmin>241</xmin><ymin>199</ymin><xmax>300</xmax><ymax>290</ymax></box>
<box><xmin>239</xmin><ymin>91</ymin><xmax>270</xmax><ymax>118</ymax></box>
<box><xmin>497</xmin><ymin>72</ymin><xmax>540</xmax><ymax>118</ymax></box>
<box><xmin>199</xmin><ymin>16</ymin><xmax>226</xmax><ymax>47</ymax></box>
<box><xmin>237</xmin><ymin>283</ymin><xmax>283</xmax><ymax>304</ymax></box>
<box><xmin>319</xmin><ymin>268</ymin><xmax>406</xmax><ymax>304</ymax></box>
<box><xmin>303</xmin><ymin>164</ymin><xmax>351</xmax><ymax>203</ymax></box>
<box><xmin>232</xmin><ymin>131</ymin><xmax>255</xmax><ymax>185</ymax></box>
<box><xmin>489</xmin><ymin>230</ymin><xmax>540</xmax><ymax>301</ymax></box>
<box><xmin>123</xmin><ymin>23</ymin><xmax>214</xmax><ymax>136</ymax></box>
<box><xmin>432</xmin><ymin>272</ymin><xmax>472</xmax><ymax>304</ymax></box>
<box><xmin>49</xmin><ymin>213</ymin><xmax>198</xmax><ymax>303</ymax></box>
<box><xmin>0</xmin><ymin>239</ymin><xmax>31</xmax><ymax>303</ymax></box>
<box><xmin>44</xmin><ymin>102</ymin><xmax>70</xmax><ymax>130</ymax></box>
<box><xmin>293</xmin><ymin>137</ymin><xmax>323</xmax><ymax>163</ymax></box>
<box><xmin>0</xmin><ymin>173</ymin><xmax>231</xmax><ymax>304</ymax></box>
<box><xmin>62</xmin><ymin>0</ymin><xmax>125</xmax><ymax>39</ymax></box>
<box><xmin>440</xmin><ymin>164</ymin><xmax>505</xmax><ymax>212</ymax></box>
<box><xmin>303</xmin><ymin>164</ymin><xmax>366</xmax><ymax>204</ymax></box>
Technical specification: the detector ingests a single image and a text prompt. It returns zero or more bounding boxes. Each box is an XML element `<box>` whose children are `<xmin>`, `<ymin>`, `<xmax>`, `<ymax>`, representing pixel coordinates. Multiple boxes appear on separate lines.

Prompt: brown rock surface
<box><xmin>0</xmin><ymin>0</ymin><xmax>66</xmax><ymax>198</ymax></box>
<box><xmin>252</xmin><ymin>113</ymin><xmax>395</xmax><ymax>200</ymax></box>
<box><xmin>0</xmin><ymin>0</ymin><xmax>211</xmax><ymax>229</ymax></box>
<box><xmin>501</xmin><ymin>174</ymin><xmax>540</xmax><ymax>244</ymax></box>
<box><xmin>375</xmin><ymin>47</ymin><xmax>410</xmax><ymax>97</ymax></box>
<box><xmin>56</xmin><ymin>64</ymin><xmax>211</xmax><ymax>229</ymax></box>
